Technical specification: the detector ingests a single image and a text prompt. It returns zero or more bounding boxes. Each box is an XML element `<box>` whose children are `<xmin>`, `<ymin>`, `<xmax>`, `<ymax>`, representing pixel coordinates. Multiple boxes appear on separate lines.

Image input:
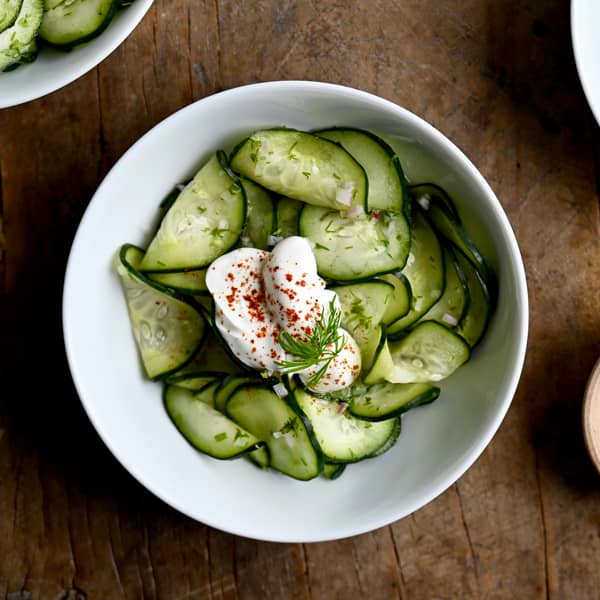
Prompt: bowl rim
<box><xmin>0</xmin><ymin>0</ymin><xmax>154</xmax><ymax>109</ymax></box>
<box><xmin>62</xmin><ymin>80</ymin><xmax>529</xmax><ymax>542</ymax></box>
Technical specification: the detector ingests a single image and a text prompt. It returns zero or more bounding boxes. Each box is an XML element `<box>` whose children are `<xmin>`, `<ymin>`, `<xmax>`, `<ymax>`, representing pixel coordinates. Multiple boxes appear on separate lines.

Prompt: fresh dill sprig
<box><xmin>275</xmin><ymin>299</ymin><xmax>345</xmax><ymax>386</ymax></box>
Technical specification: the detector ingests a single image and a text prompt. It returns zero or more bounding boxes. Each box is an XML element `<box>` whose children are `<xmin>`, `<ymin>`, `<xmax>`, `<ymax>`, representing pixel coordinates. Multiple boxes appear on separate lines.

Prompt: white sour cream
<box><xmin>206</xmin><ymin>236</ymin><xmax>361</xmax><ymax>392</ymax></box>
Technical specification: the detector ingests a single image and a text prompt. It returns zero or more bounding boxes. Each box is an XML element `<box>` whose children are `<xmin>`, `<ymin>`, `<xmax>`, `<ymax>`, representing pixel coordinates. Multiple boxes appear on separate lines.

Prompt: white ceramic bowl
<box><xmin>571</xmin><ymin>0</ymin><xmax>600</xmax><ymax>125</ymax></box>
<box><xmin>0</xmin><ymin>0</ymin><xmax>153</xmax><ymax>109</ymax></box>
<box><xmin>63</xmin><ymin>81</ymin><xmax>528</xmax><ymax>542</ymax></box>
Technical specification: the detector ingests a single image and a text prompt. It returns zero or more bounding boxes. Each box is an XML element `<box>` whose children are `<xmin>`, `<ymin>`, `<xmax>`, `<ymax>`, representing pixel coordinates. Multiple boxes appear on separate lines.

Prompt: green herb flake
<box><xmin>214</xmin><ymin>432</ymin><xmax>228</xmax><ymax>442</ymax></box>
<box><xmin>314</xmin><ymin>242</ymin><xmax>330</xmax><ymax>251</ymax></box>
<box><xmin>302</xmin><ymin>171</ymin><xmax>311</xmax><ymax>179</ymax></box>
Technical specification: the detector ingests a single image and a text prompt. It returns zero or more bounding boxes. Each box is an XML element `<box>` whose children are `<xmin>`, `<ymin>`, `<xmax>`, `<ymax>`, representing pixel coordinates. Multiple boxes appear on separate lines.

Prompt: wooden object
<box><xmin>1</xmin><ymin>1</ymin><xmax>600</xmax><ymax>598</ymax></box>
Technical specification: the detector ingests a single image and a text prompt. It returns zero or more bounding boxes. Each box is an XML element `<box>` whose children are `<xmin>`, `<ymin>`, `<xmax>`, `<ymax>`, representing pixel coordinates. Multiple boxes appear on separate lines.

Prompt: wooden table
<box><xmin>2</xmin><ymin>1</ymin><xmax>600</xmax><ymax>598</ymax></box>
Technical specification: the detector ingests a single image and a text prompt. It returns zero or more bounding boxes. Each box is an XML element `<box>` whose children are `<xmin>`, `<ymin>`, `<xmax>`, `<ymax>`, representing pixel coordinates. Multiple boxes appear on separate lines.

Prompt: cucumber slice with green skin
<box><xmin>164</xmin><ymin>385</ymin><xmax>263</xmax><ymax>460</ymax></box>
<box><xmin>39</xmin><ymin>0</ymin><xmax>117</xmax><ymax>47</ymax></box>
<box><xmin>226</xmin><ymin>384</ymin><xmax>323</xmax><ymax>481</ymax></box>
<box><xmin>149</xmin><ymin>268</ymin><xmax>208</xmax><ymax>295</ymax></box>
<box><xmin>331</xmin><ymin>280</ymin><xmax>394</xmax><ymax>372</ymax></box>
<box><xmin>292</xmin><ymin>387</ymin><xmax>399</xmax><ymax>464</ymax></box>
<box><xmin>416</xmin><ymin>243</ymin><xmax>470</xmax><ymax>329</ymax></box>
<box><xmin>316</xmin><ymin>127</ymin><xmax>408</xmax><ymax>214</ymax></box>
<box><xmin>387</xmin><ymin>321</ymin><xmax>470</xmax><ymax>383</ymax></box>
<box><xmin>322</xmin><ymin>463</ymin><xmax>346</xmax><ymax>480</ymax></box>
<box><xmin>239</xmin><ymin>178</ymin><xmax>274</xmax><ymax>250</ymax></box>
<box><xmin>0</xmin><ymin>0</ymin><xmax>23</xmax><ymax>33</ymax></box>
<box><xmin>273</xmin><ymin>197</ymin><xmax>303</xmax><ymax>238</ymax></box>
<box><xmin>194</xmin><ymin>380</ymin><xmax>220</xmax><ymax>407</ymax></box>
<box><xmin>368</xmin><ymin>417</ymin><xmax>402</xmax><ymax>457</ymax></box>
<box><xmin>386</xmin><ymin>209</ymin><xmax>445</xmax><ymax>334</ymax></box>
<box><xmin>364</xmin><ymin>330</ymin><xmax>393</xmax><ymax>384</ymax></box>
<box><xmin>140</xmin><ymin>152</ymin><xmax>247</xmax><ymax>272</ymax></box>
<box><xmin>0</xmin><ymin>0</ymin><xmax>42</xmax><ymax>70</ymax></box>
<box><xmin>422</xmin><ymin>195</ymin><xmax>497</xmax><ymax>302</ymax></box>
<box><xmin>332</xmin><ymin>280</ymin><xmax>394</xmax><ymax>329</ymax></box>
<box><xmin>379</xmin><ymin>272</ymin><xmax>412</xmax><ymax>325</ymax></box>
<box><xmin>191</xmin><ymin>327</ymin><xmax>246</xmax><ymax>375</ymax></box>
<box><xmin>246</xmin><ymin>445</ymin><xmax>270</xmax><ymax>470</ymax></box>
<box><xmin>164</xmin><ymin>372</ymin><xmax>222</xmax><ymax>391</ymax></box>
<box><xmin>349</xmin><ymin>382</ymin><xmax>440</xmax><ymax>421</ymax></box>
<box><xmin>299</xmin><ymin>206</ymin><xmax>410</xmax><ymax>281</ymax></box>
<box><xmin>455</xmin><ymin>248</ymin><xmax>491</xmax><ymax>347</ymax></box>
<box><xmin>410</xmin><ymin>183</ymin><xmax>459</xmax><ymax>221</ymax></box>
<box><xmin>214</xmin><ymin>374</ymin><xmax>257</xmax><ymax>413</ymax></box>
<box><xmin>116</xmin><ymin>245</ymin><xmax>206</xmax><ymax>380</ymax></box>
<box><xmin>230</xmin><ymin>128</ymin><xmax>368</xmax><ymax>211</ymax></box>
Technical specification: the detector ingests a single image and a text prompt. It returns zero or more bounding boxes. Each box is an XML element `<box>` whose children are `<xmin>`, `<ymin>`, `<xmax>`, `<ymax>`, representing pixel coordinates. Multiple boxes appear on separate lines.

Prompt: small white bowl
<box><xmin>63</xmin><ymin>81</ymin><xmax>528</xmax><ymax>542</ymax></box>
<box><xmin>571</xmin><ymin>0</ymin><xmax>600</xmax><ymax>125</ymax></box>
<box><xmin>0</xmin><ymin>0</ymin><xmax>153</xmax><ymax>109</ymax></box>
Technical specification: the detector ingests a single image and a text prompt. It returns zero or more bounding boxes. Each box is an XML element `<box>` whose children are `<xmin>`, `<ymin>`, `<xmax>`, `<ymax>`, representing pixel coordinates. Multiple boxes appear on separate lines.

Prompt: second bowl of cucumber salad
<box><xmin>0</xmin><ymin>0</ymin><xmax>153</xmax><ymax>108</ymax></box>
<box><xmin>63</xmin><ymin>81</ymin><xmax>528</xmax><ymax>542</ymax></box>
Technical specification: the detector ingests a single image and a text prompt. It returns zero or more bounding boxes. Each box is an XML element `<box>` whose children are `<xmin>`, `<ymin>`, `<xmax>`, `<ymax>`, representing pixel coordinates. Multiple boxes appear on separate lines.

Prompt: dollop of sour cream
<box><xmin>206</xmin><ymin>236</ymin><xmax>361</xmax><ymax>393</ymax></box>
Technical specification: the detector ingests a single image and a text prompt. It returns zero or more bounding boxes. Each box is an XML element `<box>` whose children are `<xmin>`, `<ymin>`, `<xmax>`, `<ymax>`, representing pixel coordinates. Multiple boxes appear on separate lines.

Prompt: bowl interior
<box><xmin>571</xmin><ymin>0</ymin><xmax>600</xmax><ymax>126</ymax></box>
<box><xmin>63</xmin><ymin>82</ymin><xmax>528</xmax><ymax>542</ymax></box>
<box><xmin>0</xmin><ymin>0</ymin><xmax>153</xmax><ymax>109</ymax></box>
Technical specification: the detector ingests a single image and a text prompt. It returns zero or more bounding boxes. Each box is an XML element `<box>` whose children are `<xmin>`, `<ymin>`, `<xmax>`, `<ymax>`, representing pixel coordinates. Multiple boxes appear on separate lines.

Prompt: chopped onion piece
<box><xmin>337</xmin><ymin>402</ymin><xmax>348</xmax><ymax>414</ymax></box>
<box><xmin>283</xmin><ymin>432</ymin><xmax>295</xmax><ymax>448</ymax></box>
<box><xmin>336</xmin><ymin>181</ymin><xmax>354</xmax><ymax>206</ymax></box>
<box><xmin>347</xmin><ymin>204</ymin><xmax>365</xmax><ymax>219</ymax></box>
<box><xmin>267</xmin><ymin>235</ymin><xmax>283</xmax><ymax>246</ymax></box>
<box><xmin>442</xmin><ymin>313</ymin><xmax>458</xmax><ymax>326</ymax></box>
<box><xmin>218</xmin><ymin>219</ymin><xmax>229</xmax><ymax>230</ymax></box>
<box><xmin>416</xmin><ymin>194</ymin><xmax>430</xmax><ymax>210</ymax></box>
<box><xmin>272</xmin><ymin>431</ymin><xmax>283</xmax><ymax>439</ymax></box>
<box><xmin>272</xmin><ymin>382</ymin><xmax>288</xmax><ymax>398</ymax></box>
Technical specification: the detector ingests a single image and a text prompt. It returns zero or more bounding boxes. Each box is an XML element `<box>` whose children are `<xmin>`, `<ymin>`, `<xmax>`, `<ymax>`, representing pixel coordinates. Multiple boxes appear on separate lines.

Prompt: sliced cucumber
<box><xmin>214</xmin><ymin>374</ymin><xmax>257</xmax><ymax>413</ymax></box>
<box><xmin>332</xmin><ymin>280</ymin><xmax>394</xmax><ymax>372</ymax></box>
<box><xmin>387</xmin><ymin>321</ymin><xmax>470</xmax><ymax>383</ymax></box>
<box><xmin>226</xmin><ymin>384</ymin><xmax>323</xmax><ymax>480</ymax></box>
<box><xmin>247</xmin><ymin>445</ymin><xmax>270</xmax><ymax>470</ymax></box>
<box><xmin>0</xmin><ymin>0</ymin><xmax>23</xmax><ymax>33</ymax></box>
<box><xmin>316</xmin><ymin>127</ymin><xmax>408</xmax><ymax>214</ymax></box>
<box><xmin>239</xmin><ymin>178</ymin><xmax>274</xmax><ymax>250</ymax></box>
<box><xmin>194</xmin><ymin>380</ymin><xmax>220</xmax><ymax>407</ymax></box>
<box><xmin>0</xmin><ymin>0</ymin><xmax>42</xmax><ymax>70</ymax></box>
<box><xmin>292</xmin><ymin>387</ymin><xmax>398</xmax><ymax>464</ymax></box>
<box><xmin>455</xmin><ymin>248</ymin><xmax>491</xmax><ymax>347</ymax></box>
<box><xmin>322</xmin><ymin>463</ymin><xmax>346</xmax><ymax>480</ymax></box>
<box><xmin>149</xmin><ymin>268</ymin><xmax>208</xmax><ymax>295</ymax></box>
<box><xmin>141</xmin><ymin>152</ymin><xmax>246</xmax><ymax>272</ymax></box>
<box><xmin>386</xmin><ymin>209</ymin><xmax>444</xmax><ymax>334</ymax></box>
<box><xmin>416</xmin><ymin>244</ymin><xmax>469</xmax><ymax>328</ymax></box>
<box><xmin>299</xmin><ymin>206</ymin><xmax>410</xmax><ymax>281</ymax></box>
<box><xmin>164</xmin><ymin>373</ymin><xmax>220</xmax><ymax>391</ymax></box>
<box><xmin>422</xmin><ymin>195</ymin><xmax>497</xmax><ymax>301</ymax></box>
<box><xmin>349</xmin><ymin>382</ymin><xmax>439</xmax><ymax>421</ymax></box>
<box><xmin>379</xmin><ymin>272</ymin><xmax>412</xmax><ymax>325</ymax></box>
<box><xmin>191</xmin><ymin>327</ymin><xmax>245</xmax><ymax>375</ymax></box>
<box><xmin>39</xmin><ymin>0</ymin><xmax>117</xmax><ymax>47</ymax></box>
<box><xmin>368</xmin><ymin>418</ymin><xmax>402</xmax><ymax>457</ymax></box>
<box><xmin>410</xmin><ymin>183</ymin><xmax>459</xmax><ymax>220</ymax></box>
<box><xmin>273</xmin><ymin>197</ymin><xmax>303</xmax><ymax>238</ymax></box>
<box><xmin>363</xmin><ymin>330</ymin><xmax>393</xmax><ymax>384</ymax></box>
<box><xmin>116</xmin><ymin>245</ymin><xmax>206</xmax><ymax>380</ymax></box>
<box><xmin>164</xmin><ymin>385</ymin><xmax>263</xmax><ymax>460</ymax></box>
<box><xmin>230</xmin><ymin>128</ymin><xmax>367</xmax><ymax>211</ymax></box>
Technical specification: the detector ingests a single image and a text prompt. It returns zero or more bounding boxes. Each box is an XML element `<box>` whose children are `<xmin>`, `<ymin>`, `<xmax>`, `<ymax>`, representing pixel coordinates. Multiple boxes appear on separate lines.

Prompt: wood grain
<box><xmin>1</xmin><ymin>0</ymin><xmax>600</xmax><ymax>598</ymax></box>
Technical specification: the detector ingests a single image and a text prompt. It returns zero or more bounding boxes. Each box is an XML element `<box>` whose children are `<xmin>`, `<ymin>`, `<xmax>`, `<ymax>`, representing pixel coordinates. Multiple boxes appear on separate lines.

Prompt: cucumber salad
<box><xmin>115</xmin><ymin>127</ymin><xmax>497</xmax><ymax>481</ymax></box>
<box><xmin>0</xmin><ymin>0</ymin><xmax>132</xmax><ymax>71</ymax></box>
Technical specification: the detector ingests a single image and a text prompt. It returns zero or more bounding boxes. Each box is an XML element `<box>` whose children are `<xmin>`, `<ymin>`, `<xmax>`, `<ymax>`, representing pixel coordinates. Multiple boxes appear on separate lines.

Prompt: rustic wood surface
<box><xmin>1</xmin><ymin>0</ymin><xmax>600</xmax><ymax>598</ymax></box>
